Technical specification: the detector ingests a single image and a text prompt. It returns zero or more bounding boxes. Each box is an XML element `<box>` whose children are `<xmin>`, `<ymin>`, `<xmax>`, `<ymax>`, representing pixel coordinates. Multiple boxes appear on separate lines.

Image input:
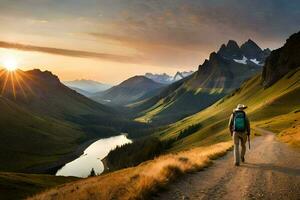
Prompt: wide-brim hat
<box><xmin>235</xmin><ymin>104</ymin><xmax>247</xmax><ymax>111</ymax></box>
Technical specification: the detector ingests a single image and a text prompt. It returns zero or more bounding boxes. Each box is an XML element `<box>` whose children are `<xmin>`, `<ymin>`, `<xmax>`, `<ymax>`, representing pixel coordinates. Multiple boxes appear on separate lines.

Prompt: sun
<box><xmin>2</xmin><ymin>57</ymin><xmax>18</xmax><ymax>71</ymax></box>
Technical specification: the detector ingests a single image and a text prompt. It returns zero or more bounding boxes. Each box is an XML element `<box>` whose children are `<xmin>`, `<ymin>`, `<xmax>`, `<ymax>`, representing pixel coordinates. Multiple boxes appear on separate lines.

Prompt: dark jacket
<box><xmin>228</xmin><ymin>110</ymin><xmax>250</xmax><ymax>136</ymax></box>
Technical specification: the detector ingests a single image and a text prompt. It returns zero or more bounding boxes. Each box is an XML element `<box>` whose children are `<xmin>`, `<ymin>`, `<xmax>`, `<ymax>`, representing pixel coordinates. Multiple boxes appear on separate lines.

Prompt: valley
<box><xmin>0</xmin><ymin>24</ymin><xmax>299</xmax><ymax>200</ymax></box>
<box><xmin>26</xmin><ymin>31</ymin><xmax>300</xmax><ymax>200</ymax></box>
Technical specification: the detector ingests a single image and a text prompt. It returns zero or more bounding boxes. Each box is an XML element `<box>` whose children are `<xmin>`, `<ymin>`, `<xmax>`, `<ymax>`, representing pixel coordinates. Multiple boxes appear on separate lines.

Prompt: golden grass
<box><xmin>29</xmin><ymin>142</ymin><xmax>232</xmax><ymax>200</ymax></box>
<box><xmin>278</xmin><ymin>124</ymin><xmax>300</xmax><ymax>148</ymax></box>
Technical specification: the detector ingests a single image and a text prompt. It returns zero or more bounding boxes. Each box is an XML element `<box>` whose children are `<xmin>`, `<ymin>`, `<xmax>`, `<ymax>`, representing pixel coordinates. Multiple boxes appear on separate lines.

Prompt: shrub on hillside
<box><xmin>177</xmin><ymin>123</ymin><xmax>202</xmax><ymax>140</ymax></box>
<box><xmin>106</xmin><ymin>137</ymin><xmax>175</xmax><ymax>171</ymax></box>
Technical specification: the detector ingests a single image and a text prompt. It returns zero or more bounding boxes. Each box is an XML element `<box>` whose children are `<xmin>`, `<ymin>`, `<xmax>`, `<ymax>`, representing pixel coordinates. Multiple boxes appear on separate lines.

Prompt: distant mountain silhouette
<box><xmin>92</xmin><ymin>76</ymin><xmax>165</xmax><ymax>105</ymax></box>
<box><xmin>63</xmin><ymin>79</ymin><xmax>111</xmax><ymax>94</ymax></box>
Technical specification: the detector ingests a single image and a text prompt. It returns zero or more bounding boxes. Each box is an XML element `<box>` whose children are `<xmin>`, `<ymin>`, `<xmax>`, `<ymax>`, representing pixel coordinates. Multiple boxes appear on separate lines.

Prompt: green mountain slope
<box><xmin>0</xmin><ymin>96</ymin><xmax>84</xmax><ymax>172</ymax></box>
<box><xmin>0</xmin><ymin>69</ymin><xmax>149</xmax><ymax>173</ymax></box>
<box><xmin>159</xmin><ymin>69</ymin><xmax>299</xmax><ymax>151</ymax></box>
<box><xmin>133</xmin><ymin>40</ymin><xmax>264</xmax><ymax>125</ymax></box>
<box><xmin>158</xmin><ymin>32</ymin><xmax>300</xmax><ymax>151</ymax></box>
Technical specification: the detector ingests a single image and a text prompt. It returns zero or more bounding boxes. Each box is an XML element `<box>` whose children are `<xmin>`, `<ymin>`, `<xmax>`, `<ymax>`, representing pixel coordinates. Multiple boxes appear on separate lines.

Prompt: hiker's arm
<box><xmin>246</xmin><ymin>116</ymin><xmax>250</xmax><ymax>136</ymax></box>
<box><xmin>228</xmin><ymin>114</ymin><xmax>233</xmax><ymax>135</ymax></box>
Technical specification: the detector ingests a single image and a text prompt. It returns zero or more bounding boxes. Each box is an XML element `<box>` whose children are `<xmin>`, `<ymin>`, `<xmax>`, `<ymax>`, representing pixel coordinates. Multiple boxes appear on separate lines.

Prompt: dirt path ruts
<box><xmin>153</xmin><ymin>128</ymin><xmax>300</xmax><ymax>200</ymax></box>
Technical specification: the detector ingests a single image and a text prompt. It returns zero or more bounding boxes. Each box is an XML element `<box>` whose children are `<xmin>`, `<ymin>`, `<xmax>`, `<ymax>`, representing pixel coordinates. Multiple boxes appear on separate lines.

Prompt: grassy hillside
<box><xmin>0</xmin><ymin>172</ymin><xmax>78</xmax><ymax>200</ymax></box>
<box><xmin>0</xmin><ymin>96</ymin><xmax>84</xmax><ymax>172</ymax></box>
<box><xmin>158</xmin><ymin>68</ymin><xmax>300</xmax><ymax>151</ymax></box>
<box><xmin>30</xmin><ymin>142</ymin><xmax>232</xmax><ymax>200</ymax></box>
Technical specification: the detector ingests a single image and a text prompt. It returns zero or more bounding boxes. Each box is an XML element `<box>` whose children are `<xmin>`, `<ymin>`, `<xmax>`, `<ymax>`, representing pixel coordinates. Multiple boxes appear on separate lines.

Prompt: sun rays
<box><xmin>0</xmin><ymin>69</ymin><xmax>35</xmax><ymax>100</ymax></box>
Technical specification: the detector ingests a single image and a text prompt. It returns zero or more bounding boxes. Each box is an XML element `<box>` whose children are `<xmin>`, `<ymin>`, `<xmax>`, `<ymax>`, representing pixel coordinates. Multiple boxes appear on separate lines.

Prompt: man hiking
<box><xmin>228</xmin><ymin>104</ymin><xmax>250</xmax><ymax>166</ymax></box>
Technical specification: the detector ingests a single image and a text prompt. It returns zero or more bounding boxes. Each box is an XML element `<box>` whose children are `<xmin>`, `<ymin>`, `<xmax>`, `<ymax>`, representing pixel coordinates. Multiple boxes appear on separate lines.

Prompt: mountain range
<box><xmin>145</xmin><ymin>71</ymin><xmax>194</xmax><ymax>84</ymax></box>
<box><xmin>131</xmin><ymin>39</ymin><xmax>270</xmax><ymax>124</ymax></box>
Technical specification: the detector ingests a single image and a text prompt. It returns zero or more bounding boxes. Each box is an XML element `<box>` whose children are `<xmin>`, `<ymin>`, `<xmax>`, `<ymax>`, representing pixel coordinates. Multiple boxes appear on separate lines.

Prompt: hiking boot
<box><xmin>241</xmin><ymin>156</ymin><xmax>245</xmax><ymax>163</ymax></box>
<box><xmin>235</xmin><ymin>162</ymin><xmax>240</xmax><ymax>166</ymax></box>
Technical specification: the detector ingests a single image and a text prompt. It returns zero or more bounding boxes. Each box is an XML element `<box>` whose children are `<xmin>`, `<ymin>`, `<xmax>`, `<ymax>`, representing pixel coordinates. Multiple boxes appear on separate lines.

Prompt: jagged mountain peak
<box><xmin>227</xmin><ymin>40</ymin><xmax>239</xmax><ymax>49</ymax></box>
<box><xmin>241</xmin><ymin>39</ymin><xmax>261</xmax><ymax>49</ymax></box>
<box><xmin>209</xmin><ymin>52</ymin><xmax>218</xmax><ymax>60</ymax></box>
<box><xmin>240</xmin><ymin>39</ymin><xmax>263</xmax><ymax>59</ymax></box>
<box><xmin>216</xmin><ymin>38</ymin><xmax>269</xmax><ymax>64</ymax></box>
<box><xmin>217</xmin><ymin>40</ymin><xmax>242</xmax><ymax>60</ymax></box>
<box><xmin>173</xmin><ymin>72</ymin><xmax>185</xmax><ymax>81</ymax></box>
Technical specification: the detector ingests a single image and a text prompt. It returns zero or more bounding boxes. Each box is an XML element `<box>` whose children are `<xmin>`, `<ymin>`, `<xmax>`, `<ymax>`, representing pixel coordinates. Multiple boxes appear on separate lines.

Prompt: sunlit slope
<box><xmin>159</xmin><ymin>68</ymin><xmax>300</xmax><ymax>151</ymax></box>
<box><xmin>0</xmin><ymin>96</ymin><xmax>84</xmax><ymax>172</ymax></box>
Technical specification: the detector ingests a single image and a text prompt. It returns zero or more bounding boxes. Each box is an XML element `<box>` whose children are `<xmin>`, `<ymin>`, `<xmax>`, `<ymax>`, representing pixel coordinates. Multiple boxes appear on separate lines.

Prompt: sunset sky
<box><xmin>0</xmin><ymin>0</ymin><xmax>299</xmax><ymax>84</ymax></box>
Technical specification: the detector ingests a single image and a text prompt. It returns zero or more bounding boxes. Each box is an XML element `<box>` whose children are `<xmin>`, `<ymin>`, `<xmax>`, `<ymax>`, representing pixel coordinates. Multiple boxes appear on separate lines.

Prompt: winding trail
<box><xmin>153</xmin><ymin>128</ymin><xmax>300</xmax><ymax>200</ymax></box>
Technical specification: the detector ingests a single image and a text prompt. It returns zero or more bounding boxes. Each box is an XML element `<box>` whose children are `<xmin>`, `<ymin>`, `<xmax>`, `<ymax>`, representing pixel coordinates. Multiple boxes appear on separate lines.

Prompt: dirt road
<box><xmin>153</xmin><ymin>128</ymin><xmax>300</xmax><ymax>200</ymax></box>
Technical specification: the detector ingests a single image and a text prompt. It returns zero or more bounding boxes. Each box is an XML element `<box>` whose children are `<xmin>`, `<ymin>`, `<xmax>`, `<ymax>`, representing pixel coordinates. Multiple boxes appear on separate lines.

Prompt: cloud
<box><xmin>2</xmin><ymin>0</ymin><xmax>300</xmax><ymax>68</ymax></box>
<box><xmin>0</xmin><ymin>41</ymin><xmax>141</xmax><ymax>64</ymax></box>
<box><xmin>87</xmin><ymin>0</ymin><xmax>300</xmax><ymax>67</ymax></box>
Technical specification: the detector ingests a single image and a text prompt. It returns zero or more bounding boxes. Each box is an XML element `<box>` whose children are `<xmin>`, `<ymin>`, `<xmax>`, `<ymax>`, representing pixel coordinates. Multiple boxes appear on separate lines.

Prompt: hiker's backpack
<box><xmin>233</xmin><ymin>111</ymin><xmax>246</xmax><ymax>132</ymax></box>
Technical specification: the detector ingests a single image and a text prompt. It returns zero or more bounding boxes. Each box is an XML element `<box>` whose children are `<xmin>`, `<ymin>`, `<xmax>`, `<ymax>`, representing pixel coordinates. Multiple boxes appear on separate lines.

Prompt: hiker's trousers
<box><xmin>233</xmin><ymin>132</ymin><xmax>247</xmax><ymax>164</ymax></box>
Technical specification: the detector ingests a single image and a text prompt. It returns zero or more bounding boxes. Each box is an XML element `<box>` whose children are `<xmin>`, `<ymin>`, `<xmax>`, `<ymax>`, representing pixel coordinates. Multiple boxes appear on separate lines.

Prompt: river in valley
<box><xmin>56</xmin><ymin>134</ymin><xmax>131</xmax><ymax>178</ymax></box>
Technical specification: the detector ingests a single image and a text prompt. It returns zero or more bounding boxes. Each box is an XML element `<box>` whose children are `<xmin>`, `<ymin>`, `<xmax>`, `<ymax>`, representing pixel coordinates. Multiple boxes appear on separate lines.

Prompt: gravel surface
<box><xmin>153</xmin><ymin>128</ymin><xmax>300</xmax><ymax>200</ymax></box>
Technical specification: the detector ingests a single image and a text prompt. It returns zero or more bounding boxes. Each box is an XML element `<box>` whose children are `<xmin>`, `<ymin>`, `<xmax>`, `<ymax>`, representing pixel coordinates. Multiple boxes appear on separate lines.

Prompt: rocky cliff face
<box><xmin>262</xmin><ymin>31</ymin><xmax>300</xmax><ymax>87</ymax></box>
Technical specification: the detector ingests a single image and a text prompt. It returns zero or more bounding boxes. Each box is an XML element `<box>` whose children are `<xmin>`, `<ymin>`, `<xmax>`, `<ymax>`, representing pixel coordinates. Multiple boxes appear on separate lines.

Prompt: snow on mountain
<box><xmin>144</xmin><ymin>73</ymin><xmax>173</xmax><ymax>84</ymax></box>
<box><xmin>233</xmin><ymin>56</ymin><xmax>248</xmax><ymax>64</ymax></box>
<box><xmin>250</xmin><ymin>58</ymin><xmax>263</xmax><ymax>65</ymax></box>
<box><xmin>233</xmin><ymin>56</ymin><xmax>264</xmax><ymax>66</ymax></box>
<box><xmin>145</xmin><ymin>71</ymin><xmax>194</xmax><ymax>84</ymax></box>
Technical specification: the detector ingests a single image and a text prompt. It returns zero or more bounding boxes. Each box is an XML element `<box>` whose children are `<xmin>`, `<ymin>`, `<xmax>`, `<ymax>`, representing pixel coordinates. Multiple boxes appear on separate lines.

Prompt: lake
<box><xmin>56</xmin><ymin>134</ymin><xmax>132</xmax><ymax>178</ymax></box>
